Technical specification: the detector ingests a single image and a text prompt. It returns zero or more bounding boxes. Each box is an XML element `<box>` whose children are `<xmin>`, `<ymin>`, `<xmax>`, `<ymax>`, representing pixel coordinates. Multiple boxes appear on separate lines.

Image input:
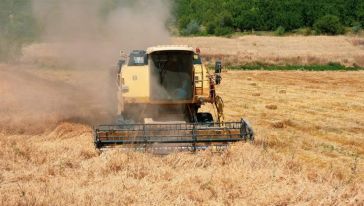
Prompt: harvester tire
<box><xmin>197</xmin><ymin>112</ymin><xmax>214</xmax><ymax>123</ymax></box>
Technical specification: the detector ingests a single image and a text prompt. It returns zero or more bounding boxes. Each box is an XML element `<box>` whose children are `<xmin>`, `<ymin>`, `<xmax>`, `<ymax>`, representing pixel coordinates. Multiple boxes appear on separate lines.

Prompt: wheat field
<box><xmin>1</xmin><ymin>35</ymin><xmax>364</xmax><ymax>205</ymax></box>
<box><xmin>172</xmin><ymin>36</ymin><xmax>364</xmax><ymax>66</ymax></box>
<box><xmin>1</xmin><ymin>62</ymin><xmax>363</xmax><ymax>205</ymax></box>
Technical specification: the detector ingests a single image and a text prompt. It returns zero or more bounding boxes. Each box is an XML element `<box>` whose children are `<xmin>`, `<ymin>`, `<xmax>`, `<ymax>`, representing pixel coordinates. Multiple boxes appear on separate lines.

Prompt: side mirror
<box><xmin>119</xmin><ymin>50</ymin><xmax>126</xmax><ymax>58</ymax></box>
<box><xmin>117</xmin><ymin>59</ymin><xmax>125</xmax><ymax>73</ymax></box>
<box><xmin>215</xmin><ymin>60</ymin><xmax>222</xmax><ymax>85</ymax></box>
<box><xmin>215</xmin><ymin>60</ymin><xmax>222</xmax><ymax>74</ymax></box>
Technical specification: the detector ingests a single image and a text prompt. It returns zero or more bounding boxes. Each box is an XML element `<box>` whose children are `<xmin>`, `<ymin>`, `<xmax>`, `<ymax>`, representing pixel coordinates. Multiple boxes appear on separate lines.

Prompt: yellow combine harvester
<box><xmin>94</xmin><ymin>45</ymin><xmax>253</xmax><ymax>152</ymax></box>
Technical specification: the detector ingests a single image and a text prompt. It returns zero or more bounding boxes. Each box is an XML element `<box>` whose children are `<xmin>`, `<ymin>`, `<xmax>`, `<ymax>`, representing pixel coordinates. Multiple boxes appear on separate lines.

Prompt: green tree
<box><xmin>174</xmin><ymin>0</ymin><xmax>364</xmax><ymax>35</ymax></box>
<box><xmin>0</xmin><ymin>0</ymin><xmax>38</xmax><ymax>61</ymax></box>
<box><xmin>181</xmin><ymin>20</ymin><xmax>201</xmax><ymax>35</ymax></box>
<box><xmin>313</xmin><ymin>15</ymin><xmax>344</xmax><ymax>35</ymax></box>
<box><xmin>235</xmin><ymin>9</ymin><xmax>262</xmax><ymax>31</ymax></box>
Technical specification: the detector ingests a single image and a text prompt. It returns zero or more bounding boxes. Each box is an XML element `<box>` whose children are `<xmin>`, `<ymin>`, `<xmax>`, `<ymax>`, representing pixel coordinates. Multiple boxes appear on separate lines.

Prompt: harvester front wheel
<box><xmin>196</xmin><ymin>112</ymin><xmax>214</xmax><ymax>123</ymax></box>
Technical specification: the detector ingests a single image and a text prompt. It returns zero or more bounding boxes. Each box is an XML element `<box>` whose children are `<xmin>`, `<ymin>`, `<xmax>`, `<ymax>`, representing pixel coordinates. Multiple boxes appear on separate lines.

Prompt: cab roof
<box><xmin>146</xmin><ymin>45</ymin><xmax>194</xmax><ymax>54</ymax></box>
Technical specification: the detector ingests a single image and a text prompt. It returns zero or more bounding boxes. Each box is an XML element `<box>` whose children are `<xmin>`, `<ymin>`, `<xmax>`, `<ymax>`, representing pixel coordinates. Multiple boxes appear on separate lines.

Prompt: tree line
<box><xmin>174</xmin><ymin>0</ymin><xmax>364</xmax><ymax>36</ymax></box>
<box><xmin>1</xmin><ymin>0</ymin><xmax>363</xmax><ymax>61</ymax></box>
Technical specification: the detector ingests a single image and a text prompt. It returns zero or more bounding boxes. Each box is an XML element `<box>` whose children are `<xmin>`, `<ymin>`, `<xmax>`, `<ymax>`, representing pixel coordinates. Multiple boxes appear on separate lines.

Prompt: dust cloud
<box><xmin>0</xmin><ymin>0</ymin><xmax>172</xmax><ymax>134</ymax></box>
<box><xmin>31</xmin><ymin>0</ymin><xmax>171</xmax><ymax>66</ymax></box>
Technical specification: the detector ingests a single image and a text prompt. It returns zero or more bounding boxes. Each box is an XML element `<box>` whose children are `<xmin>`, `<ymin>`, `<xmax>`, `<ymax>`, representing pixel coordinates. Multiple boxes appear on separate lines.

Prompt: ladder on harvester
<box><xmin>194</xmin><ymin>66</ymin><xmax>204</xmax><ymax>96</ymax></box>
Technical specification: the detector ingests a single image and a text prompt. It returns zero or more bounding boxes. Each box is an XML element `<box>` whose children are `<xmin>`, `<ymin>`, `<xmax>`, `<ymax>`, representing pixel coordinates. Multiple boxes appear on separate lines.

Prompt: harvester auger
<box><xmin>94</xmin><ymin>46</ymin><xmax>254</xmax><ymax>153</ymax></box>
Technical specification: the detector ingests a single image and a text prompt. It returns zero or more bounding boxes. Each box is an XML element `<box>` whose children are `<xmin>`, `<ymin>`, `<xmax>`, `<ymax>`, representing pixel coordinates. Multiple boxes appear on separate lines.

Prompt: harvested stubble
<box><xmin>265</xmin><ymin>104</ymin><xmax>278</xmax><ymax>110</ymax></box>
<box><xmin>1</xmin><ymin>66</ymin><xmax>364</xmax><ymax>205</ymax></box>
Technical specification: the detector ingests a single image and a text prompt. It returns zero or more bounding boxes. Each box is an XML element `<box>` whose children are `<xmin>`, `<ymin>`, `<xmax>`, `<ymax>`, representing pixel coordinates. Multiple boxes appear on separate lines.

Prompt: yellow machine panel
<box><xmin>121</xmin><ymin>66</ymin><xmax>150</xmax><ymax>99</ymax></box>
<box><xmin>193</xmin><ymin>64</ymin><xmax>210</xmax><ymax>97</ymax></box>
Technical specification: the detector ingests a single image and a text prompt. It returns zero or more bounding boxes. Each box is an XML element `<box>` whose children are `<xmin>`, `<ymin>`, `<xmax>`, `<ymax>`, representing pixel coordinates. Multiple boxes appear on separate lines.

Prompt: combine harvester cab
<box><xmin>94</xmin><ymin>45</ymin><xmax>253</xmax><ymax>153</ymax></box>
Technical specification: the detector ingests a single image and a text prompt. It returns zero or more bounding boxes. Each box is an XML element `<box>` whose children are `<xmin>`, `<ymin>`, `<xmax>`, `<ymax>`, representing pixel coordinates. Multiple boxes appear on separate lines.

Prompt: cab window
<box><xmin>128</xmin><ymin>50</ymin><xmax>148</xmax><ymax>66</ymax></box>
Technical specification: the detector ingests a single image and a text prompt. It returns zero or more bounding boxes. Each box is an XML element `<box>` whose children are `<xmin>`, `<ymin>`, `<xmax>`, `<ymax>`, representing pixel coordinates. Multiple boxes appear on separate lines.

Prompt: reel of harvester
<box><xmin>94</xmin><ymin>119</ymin><xmax>254</xmax><ymax>153</ymax></box>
